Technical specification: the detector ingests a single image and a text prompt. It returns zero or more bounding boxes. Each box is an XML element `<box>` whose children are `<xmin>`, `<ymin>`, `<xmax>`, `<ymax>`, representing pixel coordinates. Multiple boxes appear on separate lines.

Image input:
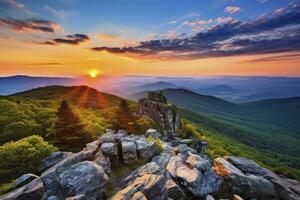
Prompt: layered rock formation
<box><xmin>138</xmin><ymin>91</ymin><xmax>181</xmax><ymax>140</ymax></box>
<box><xmin>1</xmin><ymin>129</ymin><xmax>300</xmax><ymax>200</ymax></box>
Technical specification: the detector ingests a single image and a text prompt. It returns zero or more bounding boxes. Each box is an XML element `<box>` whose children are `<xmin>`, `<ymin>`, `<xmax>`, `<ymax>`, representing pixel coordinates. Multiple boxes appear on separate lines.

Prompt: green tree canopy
<box><xmin>51</xmin><ymin>100</ymin><xmax>91</xmax><ymax>151</ymax></box>
<box><xmin>0</xmin><ymin>135</ymin><xmax>57</xmax><ymax>184</ymax></box>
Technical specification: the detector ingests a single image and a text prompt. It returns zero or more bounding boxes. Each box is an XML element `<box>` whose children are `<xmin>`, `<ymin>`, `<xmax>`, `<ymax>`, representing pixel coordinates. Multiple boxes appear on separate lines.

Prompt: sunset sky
<box><xmin>0</xmin><ymin>0</ymin><xmax>300</xmax><ymax>77</ymax></box>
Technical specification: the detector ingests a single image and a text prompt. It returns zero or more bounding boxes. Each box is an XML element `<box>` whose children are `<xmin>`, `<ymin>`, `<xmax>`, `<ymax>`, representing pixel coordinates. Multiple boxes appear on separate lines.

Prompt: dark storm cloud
<box><xmin>0</xmin><ymin>18</ymin><xmax>56</xmax><ymax>33</ymax></box>
<box><xmin>35</xmin><ymin>34</ymin><xmax>90</xmax><ymax>46</ymax></box>
<box><xmin>91</xmin><ymin>2</ymin><xmax>300</xmax><ymax>60</ymax></box>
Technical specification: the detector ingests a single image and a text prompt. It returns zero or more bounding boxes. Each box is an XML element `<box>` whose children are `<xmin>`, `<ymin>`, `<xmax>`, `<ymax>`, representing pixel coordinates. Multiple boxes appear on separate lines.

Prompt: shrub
<box><xmin>147</xmin><ymin>136</ymin><xmax>164</xmax><ymax>152</ymax></box>
<box><xmin>0</xmin><ymin>135</ymin><xmax>57</xmax><ymax>184</ymax></box>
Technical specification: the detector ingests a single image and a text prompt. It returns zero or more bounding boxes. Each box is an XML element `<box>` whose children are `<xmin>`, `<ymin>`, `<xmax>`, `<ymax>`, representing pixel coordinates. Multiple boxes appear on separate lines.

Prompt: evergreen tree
<box><xmin>51</xmin><ymin>100</ymin><xmax>91</xmax><ymax>150</ymax></box>
<box><xmin>115</xmin><ymin>99</ymin><xmax>136</xmax><ymax>132</ymax></box>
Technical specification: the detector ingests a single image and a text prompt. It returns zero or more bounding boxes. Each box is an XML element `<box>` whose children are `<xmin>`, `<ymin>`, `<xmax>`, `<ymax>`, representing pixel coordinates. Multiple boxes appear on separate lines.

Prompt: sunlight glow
<box><xmin>89</xmin><ymin>69</ymin><xmax>99</xmax><ymax>78</ymax></box>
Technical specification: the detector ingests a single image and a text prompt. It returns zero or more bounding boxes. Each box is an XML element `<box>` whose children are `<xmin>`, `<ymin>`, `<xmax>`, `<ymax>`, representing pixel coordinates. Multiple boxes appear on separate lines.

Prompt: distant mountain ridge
<box><xmin>0</xmin><ymin>75</ymin><xmax>75</xmax><ymax>95</ymax></box>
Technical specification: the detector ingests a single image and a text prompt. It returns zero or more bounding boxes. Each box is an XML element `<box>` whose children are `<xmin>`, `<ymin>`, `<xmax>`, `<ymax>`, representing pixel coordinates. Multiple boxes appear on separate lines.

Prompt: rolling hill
<box><xmin>131</xmin><ymin>88</ymin><xmax>300</xmax><ymax>134</ymax></box>
<box><xmin>0</xmin><ymin>85</ymin><xmax>127</xmax><ymax>145</ymax></box>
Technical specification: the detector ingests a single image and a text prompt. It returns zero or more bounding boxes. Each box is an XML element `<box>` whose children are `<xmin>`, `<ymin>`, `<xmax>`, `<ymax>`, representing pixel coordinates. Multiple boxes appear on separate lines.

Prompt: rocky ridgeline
<box><xmin>1</xmin><ymin>128</ymin><xmax>300</xmax><ymax>200</ymax></box>
<box><xmin>138</xmin><ymin>91</ymin><xmax>181</xmax><ymax>140</ymax></box>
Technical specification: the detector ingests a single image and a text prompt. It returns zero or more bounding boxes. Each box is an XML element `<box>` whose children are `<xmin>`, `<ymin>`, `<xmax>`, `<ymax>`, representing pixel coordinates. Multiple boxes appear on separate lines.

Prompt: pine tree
<box><xmin>51</xmin><ymin>100</ymin><xmax>91</xmax><ymax>150</ymax></box>
<box><xmin>115</xmin><ymin>99</ymin><xmax>136</xmax><ymax>132</ymax></box>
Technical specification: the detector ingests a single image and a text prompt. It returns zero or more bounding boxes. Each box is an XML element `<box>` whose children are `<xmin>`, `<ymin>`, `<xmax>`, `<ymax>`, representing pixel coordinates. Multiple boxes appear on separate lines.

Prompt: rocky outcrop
<box><xmin>14</xmin><ymin>173</ymin><xmax>39</xmax><ymax>189</ymax></box>
<box><xmin>0</xmin><ymin>178</ymin><xmax>44</xmax><ymax>200</ymax></box>
<box><xmin>138</xmin><ymin>91</ymin><xmax>181</xmax><ymax>140</ymax></box>
<box><xmin>2</xmin><ymin>129</ymin><xmax>300</xmax><ymax>200</ymax></box>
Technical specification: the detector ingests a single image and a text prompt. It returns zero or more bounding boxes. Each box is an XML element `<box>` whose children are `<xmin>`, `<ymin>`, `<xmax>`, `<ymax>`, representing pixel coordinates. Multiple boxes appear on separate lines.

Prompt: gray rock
<box><xmin>122</xmin><ymin>162</ymin><xmax>163</xmax><ymax>186</ymax></box>
<box><xmin>225</xmin><ymin>156</ymin><xmax>269</xmax><ymax>175</ymax></box>
<box><xmin>145</xmin><ymin>129</ymin><xmax>162</xmax><ymax>139</ymax></box>
<box><xmin>196</xmin><ymin>171</ymin><xmax>223</xmax><ymax>197</ymax></box>
<box><xmin>152</xmin><ymin>152</ymin><xmax>172</xmax><ymax>170</ymax></box>
<box><xmin>185</xmin><ymin>153</ymin><xmax>211</xmax><ymax>173</ymax></box>
<box><xmin>84</xmin><ymin>140</ymin><xmax>100</xmax><ymax>154</ymax></box>
<box><xmin>94</xmin><ymin>151</ymin><xmax>111</xmax><ymax>175</ymax></box>
<box><xmin>98</xmin><ymin>133</ymin><xmax>115</xmax><ymax>143</ymax></box>
<box><xmin>58</xmin><ymin>161</ymin><xmax>108</xmax><ymax>197</ymax></box>
<box><xmin>41</xmin><ymin>150</ymin><xmax>96</xmax><ymax>198</ymax></box>
<box><xmin>165</xmin><ymin>179</ymin><xmax>186</xmax><ymax>200</ymax></box>
<box><xmin>174</xmin><ymin>144</ymin><xmax>189</xmax><ymax>154</ymax></box>
<box><xmin>206</xmin><ymin>195</ymin><xmax>215</xmax><ymax>200</ymax></box>
<box><xmin>14</xmin><ymin>173</ymin><xmax>39</xmax><ymax>189</ymax></box>
<box><xmin>40</xmin><ymin>151</ymin><xmax>73</xmax><ymax>172</ymax></box>
<box><xmin>214</xmin><ymin>158</ymin><xmax>276</xmax><ymax>199</ymax></box>
<box><xmin>264</xmin><ymin>171</ymin><xmax>300</xmax><ymax>200</ymax></box>
<box><xmin>100</xmin><ymin>142</ymin><xmax>118</xmax><ymax>156</ymax></box>
<box><xmin>132</xmin><ymin>174</ymin><xmax>167</xmax><ymax>200</ymax></box>
<box><xmin>136</xmin><ymin>138</ymin><xmax>157</xmax><ymax>161</ymax></box>
<box><xmin>0</xmin><ymin>178</ymin><xmax>44</xmax><ymax>200</ymax></box>
<box><xmin>65</xmin><ymin>195</ymin><xmax>87</xmax><ymax>200</ymax></box>
<box><xmin>121</xmin><ymin>139</ymin><xmax>138</xmax><ymax>164</ymax></box>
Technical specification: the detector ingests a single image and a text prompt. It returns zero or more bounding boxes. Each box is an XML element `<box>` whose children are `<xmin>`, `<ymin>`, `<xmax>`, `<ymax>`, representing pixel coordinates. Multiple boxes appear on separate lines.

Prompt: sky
<box><xmin>0</xmin><ymin>0</ymin><xmax>300</xmax><ymax>77</ymax></box>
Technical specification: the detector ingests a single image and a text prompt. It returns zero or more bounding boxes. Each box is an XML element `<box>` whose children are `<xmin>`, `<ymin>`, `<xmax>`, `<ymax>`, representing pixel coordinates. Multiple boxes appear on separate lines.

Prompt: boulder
<box><xmin>40</xmin><ymin>151</ymin><xmax>73</xmax><ymax>172</ymax></box>
<box><xmin>100</xmin><ymin>142</ymin><xmax>119</xmax><ymax>167</ymax></box>
<box><xmin>225</xmin><ymin>156</ymin><xmax>269</xmax><ymax>175</ymax></box>
<box><xmin>0</xmin><ymin>178</ymin><xmax>44</xmax><ymax>200</ymax></box>
<box><xmin>132</xmin><ymin>191</ymin><xmax>147</xmax><ymax>200</ymax></box>
<box><xmin>99</xmin><ymin>133</ymin><xmax>116</xmax><ymax>144</ymax></box>
<box><xmin>83</xmin><ymin>140</ymin><xmax>100</xmax><ymax>154</ymax></box>
<box><xmin>41</xmin><ymin>150</ymin><xmax>94</xmax><ymax>198</ymax></box>
<box><xmin>214</xmin><ymin>158</ymin><xmax>276</xmax><ymax>199</ymax></box>
<box><xmin>263</xmin><ymin>171</ymin><xmax>300</xmax><ymax>200</ymax></box>
<box><xmin>14</xmin><ymin>173</ymin><xmax>39</xmax><ymax>189</ymax></box>
<box><xmin>132</xmin><ymin>174</ymin><xmax>167</xmax><ymax>200</ymax></box>
<box><xmin>94</xmin><ymin>151</ymin><xmax>111</xmax><ymax>175</ymax></box>
<box><xmin>185</xmin><ymin>154</ymin><xmax>211</xmax><ymax>173</ymax></box>
<box><xmin>145</xmin><ymin>129</ymin><xmax>162</xmax><ymax>139</ymax></box>
<box><xmin>121</xmin><ymin>138</ymin><xmax>138</xmax><ymax>164</ymax></box>
<box><xmin>152</xmin><ymin>152</ymin><xmax>172</xmax><ymax>170</ymax></box>
<box><xmin>65</xmin><ymin>195</ymin><xmax>87</xmax><ymax>200</ymax></box>
<box><xmin>206</xmin><ymin>195</ymin><xmax>215</xmax><ymax>200</ymax></box>
<box><xmin>165</xmin><ymin>179</ymin><xmax>186</xmax><ymax>200</ymax></box>
<box><xmin>58</xmin><ymin>161</ymin><xmax>108</xmax><ymax>197</ymax></box>
<box><xmin>100</xmin><ymin>142</ymin><xmax>118</xmax><ymax>156</ymax></box>
<box><xmin>136</xmin><ymin>138</ymin><xmax>157</xmax><ymax>161</ymax></box>
<box><xmin>174</xmin><ymin>144</ymin><xmax>189</xmax><ymax>154</ymax></box>
<box><xmin>111</xmin><ymin>185</ymin><xmax>138</xmax><ymax>200</ymax></box>
<box><xmin>196</xmin><ymin>171</ymin><xmax>223</xmax><ymax>197</ymax></box>
<box><xmin>122</xmin><ymin>162</ymin><xmax>163</xmax><ymax>186</ymax></box>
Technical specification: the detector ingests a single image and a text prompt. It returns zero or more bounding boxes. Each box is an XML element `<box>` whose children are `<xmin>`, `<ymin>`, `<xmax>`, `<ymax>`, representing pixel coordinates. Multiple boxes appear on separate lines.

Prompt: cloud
<box><xmin>0</xmin><ymin>0</ymin><xmax>33</xmax><ymax>17</ymax></box>
<box><xmin>36</xmin><ymin>34</ymin><xmax>90</xmax><ymax>45</ymax></box>
<box><xmin>91</xmin><ymin>2</ymin><xmax>300</xmax><ymax>61</ymax></box>
<box><xmin>245</xmin><ymin>53</ymin><xmax>300</xmax><ymax>62</ymax></box>
<box><xmin>225</xmin><ymin>6</ymin><xmax>241</xmax><ymax>14</ymax></box>
<box><xmin>0</xmin><ymin>18</ymin><xmax>59</xmax><ymax>33</ymax></box>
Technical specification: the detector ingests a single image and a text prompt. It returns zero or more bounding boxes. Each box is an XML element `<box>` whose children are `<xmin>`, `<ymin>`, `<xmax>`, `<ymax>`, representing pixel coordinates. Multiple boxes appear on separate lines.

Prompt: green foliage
<box><xmin>133</xmin><ymin>117</ymin><xmax>158</xmax><ymax>135</ymax></box>
<box><xmin>0</xmin><ymin>135</ymin><xmax>57</xmax><ymax>184</ymax></box>
<box><xmin>0</xmin><ymin>98</ymin><xmax>57</xmax><ymax>144</ymax></box>
<box><xmin>50</xmin><ymin>100</ymin><xmax>92</xmax><ymax>151</ymax></box>
<box><xmin>0</xmin><ymin>180</ymin><xmax>15</xmax><ymax>195</ymax></box>
<box><xmin>147</xmin><ymin>136</ymin><xmax>164</xmax><ymax>152</ymax></box>
<box><xmin>180</xmin><ymin>109</ymin><xmax>300</xmax><ymax>180</ymax></box>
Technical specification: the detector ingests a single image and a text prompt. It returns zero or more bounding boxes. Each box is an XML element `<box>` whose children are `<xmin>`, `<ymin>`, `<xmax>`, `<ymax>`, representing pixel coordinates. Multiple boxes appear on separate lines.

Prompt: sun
<box><xmin>89</xmin><ymin>70</ymin><xmax>99</xmax><ymax>78</ymax></box>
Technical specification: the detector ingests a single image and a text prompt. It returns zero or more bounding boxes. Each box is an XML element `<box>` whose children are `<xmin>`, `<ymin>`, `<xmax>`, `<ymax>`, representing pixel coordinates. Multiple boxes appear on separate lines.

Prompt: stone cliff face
<box><xmin>2</xmin><ymin>128</ymin><xmax>300</xmax><ymax>200</ymax></box>
<box><xmin>138</xmin><ymin>91</ymin><xmax>181</xmax><ymax>140</ymax></box>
